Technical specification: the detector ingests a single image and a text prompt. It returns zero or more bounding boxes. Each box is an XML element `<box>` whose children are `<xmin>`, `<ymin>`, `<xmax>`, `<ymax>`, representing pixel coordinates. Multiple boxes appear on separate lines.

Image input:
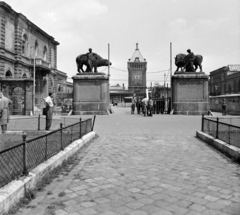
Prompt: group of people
<box><xmin>0</xmin><ymin>90</ymin><xmax>55</xmax><ymax>134</ymax></box>
<box><xmin>131</xmin><ymin>94</ymin><xmax>153</xmax><ymax>117</ymax></box>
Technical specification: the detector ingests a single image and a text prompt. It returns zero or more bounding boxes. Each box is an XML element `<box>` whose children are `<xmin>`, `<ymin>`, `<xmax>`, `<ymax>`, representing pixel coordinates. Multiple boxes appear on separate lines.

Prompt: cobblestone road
<box><xmin>15</xmin><ymin>107</ymin><xmax>240</xmax><ymax>215</ymax></box>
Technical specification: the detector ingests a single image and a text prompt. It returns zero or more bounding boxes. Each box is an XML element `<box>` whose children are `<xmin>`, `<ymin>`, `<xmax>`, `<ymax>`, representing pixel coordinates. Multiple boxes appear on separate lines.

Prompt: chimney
<box><xmin>136</xmin><ymin>43</ymin><xmax>139</xmax><ymax>50</ymax></box>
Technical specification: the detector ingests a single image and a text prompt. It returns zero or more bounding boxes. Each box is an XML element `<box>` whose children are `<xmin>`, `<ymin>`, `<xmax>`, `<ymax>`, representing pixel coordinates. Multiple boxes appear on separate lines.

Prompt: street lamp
<box><xmin>31</xmin><ymin>46</ymin><xmax>36</xmax><ymax>115</ymax></box>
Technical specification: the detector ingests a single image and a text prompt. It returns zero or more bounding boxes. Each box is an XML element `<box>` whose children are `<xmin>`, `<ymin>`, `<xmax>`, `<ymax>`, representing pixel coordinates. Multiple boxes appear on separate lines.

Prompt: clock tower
<box><xmin>128</xmin><ymin>43</ymin><xmax>147</xmax><ymax>93</ymax></box>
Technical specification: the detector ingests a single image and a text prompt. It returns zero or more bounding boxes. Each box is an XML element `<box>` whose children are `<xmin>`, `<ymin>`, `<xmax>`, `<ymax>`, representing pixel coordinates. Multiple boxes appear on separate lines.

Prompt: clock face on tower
<box><xmin>132</xmin><ymin>71</ymin><xmax>142</xmax><ymax>86</ymax></box>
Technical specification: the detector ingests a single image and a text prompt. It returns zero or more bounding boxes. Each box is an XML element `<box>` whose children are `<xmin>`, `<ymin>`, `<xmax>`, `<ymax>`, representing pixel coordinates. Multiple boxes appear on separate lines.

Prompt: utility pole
<box><xmin>170</xmin><ymin>42</ymin><xmax>173</xmax><ymax>111</ymax></box>
<box><xmin>32</xmin><ymin>48</ymin><xmax>36</xmax><ymax>115</ymax></box>
<box><xmin>108</xmin><ymin>44</ymin><xmax>110</xmax><ymax>104</ymax></box>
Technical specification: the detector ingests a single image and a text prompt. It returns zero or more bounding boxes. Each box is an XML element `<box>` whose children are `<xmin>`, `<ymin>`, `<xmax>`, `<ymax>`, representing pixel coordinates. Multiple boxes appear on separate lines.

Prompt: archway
<box><xmin>11</xmin><ymin>87</ymin><xmax>24</xmax><ymax>115</ymax></box>
<box><xmin>5</xmin><ymin>70</ymin><xmax>12</xmax><ymax>78</ymax></box>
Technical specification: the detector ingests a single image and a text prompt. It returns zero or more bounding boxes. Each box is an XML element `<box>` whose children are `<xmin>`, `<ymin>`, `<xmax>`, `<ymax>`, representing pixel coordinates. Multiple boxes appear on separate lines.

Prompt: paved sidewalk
<box><xmin>15</xmin><ymin>107</ymin><xmax>240</xmax><ymax>215</ymax></box>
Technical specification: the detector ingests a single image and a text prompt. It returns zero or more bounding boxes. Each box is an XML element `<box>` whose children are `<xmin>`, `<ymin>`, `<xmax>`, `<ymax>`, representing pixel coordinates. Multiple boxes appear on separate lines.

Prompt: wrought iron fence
<box><xmin>8</xmin><ymin>116</ymin><xmax>60</xmax><ymax>131</ymax></box>
<box><xmin>0</xmin><ymin>117</ymin><xmax>95</xmax><ymax>188</ymax></box>
<box><xmin>152</xmin><ymin>98</ymin><xmax>171</xmax><ymax>114</ymax></box>
<box><xmin>201</xmin><ymin>115</ymin><xmax>240</xmax><ymax>148</ymax></box>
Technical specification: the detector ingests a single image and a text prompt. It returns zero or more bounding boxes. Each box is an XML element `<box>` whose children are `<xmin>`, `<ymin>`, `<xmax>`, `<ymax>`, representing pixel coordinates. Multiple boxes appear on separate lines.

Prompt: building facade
<box><xmin>209</xmin><ymin>65</ymin><xmax>240</xmax><ymax>96</ymax></box>
<box><xmin>128</xmin><ymin>43</ymin><xmax>147</xmax><ymax>94</ymax></box>
<box><xmin>0</xmin><ymin>2</ymin><xmax>68</xmax><ymax>115</ymax></box>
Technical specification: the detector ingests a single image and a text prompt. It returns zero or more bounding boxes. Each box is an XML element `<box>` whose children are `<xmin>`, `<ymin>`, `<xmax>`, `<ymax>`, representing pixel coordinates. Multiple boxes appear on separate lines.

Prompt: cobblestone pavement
<box><xmin>15</xmin><ymin>107</ymin><xmax>240</xmax><ymax>215</ymax></box>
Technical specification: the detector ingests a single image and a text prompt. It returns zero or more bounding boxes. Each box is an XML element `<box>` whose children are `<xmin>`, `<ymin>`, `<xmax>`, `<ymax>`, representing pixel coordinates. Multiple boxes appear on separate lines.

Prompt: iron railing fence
<box><xmin>0</xmin><ymin>117</ymin><xmax>95</xmax><ymax>188</ymax></box>
<box><xmin>201</xmin><ymin>115</ymin><xmax>240</xmax><ymax>148</ymax></box>
<box><xmin>7</xmin><ymin>116</ymin><xmax>92</xmax><ymax>131</ymax></box>
<box><xmin>8</xmin><ymin>116</ymin><xmax>60</xmax><ymax>131</ymax></box>
<box><xmin>152</xmin><ymin>98</ymin><xmax>171</xmax><ymax>114</ymax></box>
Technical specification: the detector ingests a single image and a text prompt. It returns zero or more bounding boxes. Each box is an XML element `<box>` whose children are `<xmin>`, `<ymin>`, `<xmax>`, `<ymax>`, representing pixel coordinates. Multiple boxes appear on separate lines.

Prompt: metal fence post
<box><xmin>45</xmin><ymin>135</ymin><xmax>48</xmax><ymax>161</ymax></box>
<box><xmin>38</xmin><ymin>114</ymin><xmax>40</xmax><ymax>130</ymax></box>
<box><xmin>79</xmin><ymin>118</ymin><xmax>82</xmax><ymax>138</ymax></box>
<box><xmin>228</xmin><ymin>125</ymin><xmax>230</xmax><ymax>144</ymax></box>
<box><xmin>216</xmin><ymin>117</ymin><xmax>219</xmax><ymax>139</ymax></box>
<box><xmin>22</xmin><ymin>132</ymin><xmax>28</xmax><ymax>176</ymax></box>
<box><xmin>60</xmin><ymin>123</ymin><xmax>63</xmax><ymax>150</ymax></box>
<box><xmin>91</xmin><ymin>115</ymin><xmax>96</xmax><ymax>131</ymax></box>
<box><xmin>201</xmin><ymin>114</ymin><xmax>204</xmax><ymax>132</ymax></box>
<box><xmin>71</xmin><ymin>126</ymin><xmax>73</xmax><ymax>143</ymax></box>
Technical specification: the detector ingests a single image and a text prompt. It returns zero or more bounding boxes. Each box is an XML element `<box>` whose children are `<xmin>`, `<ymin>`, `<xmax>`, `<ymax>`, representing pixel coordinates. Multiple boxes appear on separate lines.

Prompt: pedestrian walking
<box><xmin>160</xmin><ymin>96</ymin><xmax>165</xmax><ymax>114</ymax></box>
<box><xmin>131</xmin><ymin>94</ymin><xmax>136</xmax><ymax>114</ymax></box>
<box><xmin>142</xmin><ymin>97</ymin><xmax>148</xmax><ymax>117</ymax></box>
<box><xmin>0</xmin><ymin>90</ymin><xmax>12</xmax><ymax>134</ymax></box>
<box><xmin>136</xmin><ymin>96</ymin><xmax>142</xmax><ymax>114</ymax></box>
<box><xmin>44</xmin><ymin>92</ymin><xmax>54</xmax><ymax>131</ymax></box>
<box><xmin>147</xmin><ymin>96</ymin><xmax>153</xmax><ymax>116</ymax></box>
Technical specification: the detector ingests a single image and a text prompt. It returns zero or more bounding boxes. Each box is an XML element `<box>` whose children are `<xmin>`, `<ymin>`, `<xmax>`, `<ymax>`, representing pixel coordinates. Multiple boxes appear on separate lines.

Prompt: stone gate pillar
<box><xmin>172</xmin><ymin>72</ymin><xmax>209</xmax><ymax>115</ymax></box>
<box><xmin>72</xmin><ymin>73</ymin><xmax>109</xmax><ymax>115</ymax></box>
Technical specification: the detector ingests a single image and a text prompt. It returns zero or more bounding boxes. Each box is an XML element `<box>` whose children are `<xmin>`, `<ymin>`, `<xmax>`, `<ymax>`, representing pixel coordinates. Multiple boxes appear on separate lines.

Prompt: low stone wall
<box><xmin>209</xmin><ymin>95</ymin><xmax>240</xmax><ymax>115</ymax></box>
<box><xmin>196</xmin><ymin>131</ymin><xmax>240</xmax><ymax>163</ymax></box>
<box><xmin>0</xmin><ymin>132</ymin><xmax>96</xmax><ymax>215</ymax></box>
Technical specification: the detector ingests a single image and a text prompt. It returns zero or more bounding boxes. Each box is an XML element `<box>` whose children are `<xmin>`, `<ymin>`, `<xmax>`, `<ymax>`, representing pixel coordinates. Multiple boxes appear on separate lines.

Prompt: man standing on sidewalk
<box><xmin>0</xmin><ymin>90</ymin><xmax>12</xmax><ymax>134</ymax></box>
<box><xmin>44</xmin><ymin>92</ymin><xmax>54</xmax><ymax>131</ymax></box>
<box><xmin>131</xmin><ymin>94</ymin><xmax>137</xmax><ymax>114</ymax></box>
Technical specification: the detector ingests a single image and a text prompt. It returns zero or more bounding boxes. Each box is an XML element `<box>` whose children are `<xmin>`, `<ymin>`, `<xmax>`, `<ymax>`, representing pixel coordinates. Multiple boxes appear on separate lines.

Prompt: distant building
<box><xmin>110</xmin><ymin>83</ymin><xmax>131</xmax><ymax>104</ymax></box>
<box><xmin>66</xmin><ymin>82</ymin><xmax>73</xmax><ymax>93</ymax></box>
<box><xmin>128</xmin><ymin>43</ymin><xmax>147</xmax><ymax>94</ymax></box>
<box><xmin>0</xmin><ymin>2</ymin><xmax>68</xmax><ymax>115</ymax></box>
<box><xmin>209</xmin><ymin>65</ymin><xmax>240</xmax><ymax>96</ymax></box>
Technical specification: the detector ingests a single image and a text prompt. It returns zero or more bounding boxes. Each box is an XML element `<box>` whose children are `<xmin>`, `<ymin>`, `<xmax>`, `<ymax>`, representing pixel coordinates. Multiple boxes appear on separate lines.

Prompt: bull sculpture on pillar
<box><xmin>175</xmin><ymin>49</ymin><xmax>203</xmax><ymax>73</ymax></box>
<box><xmin>76</xmin><ymin>48</ymin><xmax>111</xmax><ymax>73</ymax></box>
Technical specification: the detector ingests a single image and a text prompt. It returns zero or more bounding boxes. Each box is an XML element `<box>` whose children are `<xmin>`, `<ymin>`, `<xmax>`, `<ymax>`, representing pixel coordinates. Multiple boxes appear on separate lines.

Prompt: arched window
<box><xmin>22</xmin><ymin>34</ymin><xmax>28</xmax><ymax>55</ymax></box>
<box><xmin>5</xmin><ymin>70</ymin><xmax>12</xmax><ymax>78</ymax></box>
<box><xmin>22</xmin><ymin>74</ymin><xmax>27</xmax><ymax>78</ymax></box>
<box><xmin>43</xmin><ymin>46</ymin><xmax>47</xmax><ymax>61</ymax></box>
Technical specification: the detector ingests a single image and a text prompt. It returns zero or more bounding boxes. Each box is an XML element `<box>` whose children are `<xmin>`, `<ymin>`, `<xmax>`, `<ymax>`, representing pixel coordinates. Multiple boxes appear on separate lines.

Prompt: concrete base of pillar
<box><xmin>172</xmin><ymin>72</ymin><xmax>209</xmax><ymax>115</ymax></box>
<box><xmin>72</xmin><ymin>73</ymin><xmax>110</xmax><ymax>115</ymax></box>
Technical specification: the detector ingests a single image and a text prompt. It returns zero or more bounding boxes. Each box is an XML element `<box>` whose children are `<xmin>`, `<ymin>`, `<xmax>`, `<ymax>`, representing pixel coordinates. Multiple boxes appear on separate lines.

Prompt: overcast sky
<box><xmin>6</xmin><ymin>0</ymin><xmax>240</xmax><ymax>87</ymax></box>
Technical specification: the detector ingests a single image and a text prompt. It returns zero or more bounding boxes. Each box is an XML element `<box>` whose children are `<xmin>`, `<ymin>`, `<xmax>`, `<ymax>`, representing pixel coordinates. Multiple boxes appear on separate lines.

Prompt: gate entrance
<box><xmin>152</xmin><ymin>98</ymin><xmax>171</xmax><ymax>114</ymax></box>
<box><xmin>11</xmin><ymin>87</ymin><xmax>24</xmax><ymax>115</ymax></box>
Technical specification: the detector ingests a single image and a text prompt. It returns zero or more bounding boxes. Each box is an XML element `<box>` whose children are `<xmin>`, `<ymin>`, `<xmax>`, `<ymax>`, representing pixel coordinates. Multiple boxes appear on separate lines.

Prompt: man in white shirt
<box><xmin>142</xmin><ymin>97</ymin><xmax>148</xmax><ymax>117</ymax></box>
<box><xmin>44</xmin><ymin>92</ymin><xmax>54</xmax><ymax>131</ymax></box>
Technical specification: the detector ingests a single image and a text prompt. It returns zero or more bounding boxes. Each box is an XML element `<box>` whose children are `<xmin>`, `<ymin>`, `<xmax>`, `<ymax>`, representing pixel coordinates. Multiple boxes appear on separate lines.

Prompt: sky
<box><xmin>5</xmin><ymin>0</ymin><xmax>240</xmax><ymax>88</ymax></box>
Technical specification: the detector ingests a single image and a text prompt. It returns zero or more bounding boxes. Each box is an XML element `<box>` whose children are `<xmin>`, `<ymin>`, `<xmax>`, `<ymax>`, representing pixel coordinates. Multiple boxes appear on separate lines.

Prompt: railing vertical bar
<box><xmin>228</xmin><ymin>125</ymin><xmax>230</xmax><ymax>144</ymax></box>
<box><xmin>71</xmin><ymin>126</ymin><xmax>73</xmax><ymax>142</ymax></box>
<box><xmin>80</xmin><ymin>118</ymin><xmax>82</xmax><ymax>138</ymax></box>
<box><xmin>201</xmin><ymin>114</ymin><xmax>204</xmax><ymax>132</ymax></box>
<box><xmin>91</xmin><ymin>115</ymin><xmax>96</xmax><ymax>131</ymax></box>
<box><xmin>38</xmin><ymin>114</ymin><xmax>40</xmax><ymax>130</ymax></box>
<box><xmin>22</xmin><ymin>132</ymin><xmax>28</xmax><ymax>176</ymax></box>
<box><xmin>45</xmin><ymin>135</ymin><xmax>48</xmax><ymax>161</ymax></box>
<box><xmin>216</xmin><ymin>117</ymin><xmax>219</xmax><ymax>139</ymax></box>
<box><xmin>60</xmin><ymin>123</ymin><xmax>63</xmax><ymax>150</ymax></box>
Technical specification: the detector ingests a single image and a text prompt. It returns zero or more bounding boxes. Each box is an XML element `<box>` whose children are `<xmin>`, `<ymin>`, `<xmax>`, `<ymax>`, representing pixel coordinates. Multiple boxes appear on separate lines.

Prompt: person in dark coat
<box><xmin>131</xmin><ymin>94</ymin><xmax>136</xmax><ymax>114</ymax></box>
<box><xmin>136</xmin><ymin>96</ymin><xmax>142</xmax><ymax>114</ymax></box>
<box><xmin>160</xmin><ymin>96</ymin><xmax>165</xmax><ymax>114</ymax></box>
<box><xmin>147</xmin><ymin>96</ymin><xmax>153</xmax><ymax>117</ymax></box>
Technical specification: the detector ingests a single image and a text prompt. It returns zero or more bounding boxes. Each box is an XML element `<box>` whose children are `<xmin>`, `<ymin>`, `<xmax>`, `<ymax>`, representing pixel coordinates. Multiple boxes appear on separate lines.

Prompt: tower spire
<box><xmin>136</xmin><ymin>43</ymin><xmax>139</xmax><ymax>50</ymax></box>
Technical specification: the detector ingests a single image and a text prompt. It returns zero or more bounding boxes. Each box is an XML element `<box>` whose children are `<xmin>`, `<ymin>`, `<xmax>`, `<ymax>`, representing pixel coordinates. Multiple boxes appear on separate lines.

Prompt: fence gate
<box><xmin>11</xmin><ymin>87</ymin><xmax>25</xmax><ymax>115</ymax></box>
<box><xmin>152</xmin><ymin>98</ymin><xmax>171</xmax><ymax>114</ymax></box>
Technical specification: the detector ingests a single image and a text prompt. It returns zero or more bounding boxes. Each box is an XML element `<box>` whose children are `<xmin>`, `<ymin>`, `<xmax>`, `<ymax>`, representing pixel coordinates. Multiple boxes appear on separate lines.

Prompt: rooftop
<box><xmin>129</xmin><ymin>43</ymin><xmax>146</xmax><ymax>62</ymax></box>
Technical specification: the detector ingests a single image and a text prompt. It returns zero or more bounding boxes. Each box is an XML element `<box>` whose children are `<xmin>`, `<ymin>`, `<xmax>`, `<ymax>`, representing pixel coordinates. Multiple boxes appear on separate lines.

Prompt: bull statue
<box><xmin>76</xmin><ymin>49</ymin><xmax>111</xmax><ymax>73</ymax></box>
<box><xmin>175</xmin><ymin>53</ymin><xmax>203</xmax><ymax>73</ymax></box>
